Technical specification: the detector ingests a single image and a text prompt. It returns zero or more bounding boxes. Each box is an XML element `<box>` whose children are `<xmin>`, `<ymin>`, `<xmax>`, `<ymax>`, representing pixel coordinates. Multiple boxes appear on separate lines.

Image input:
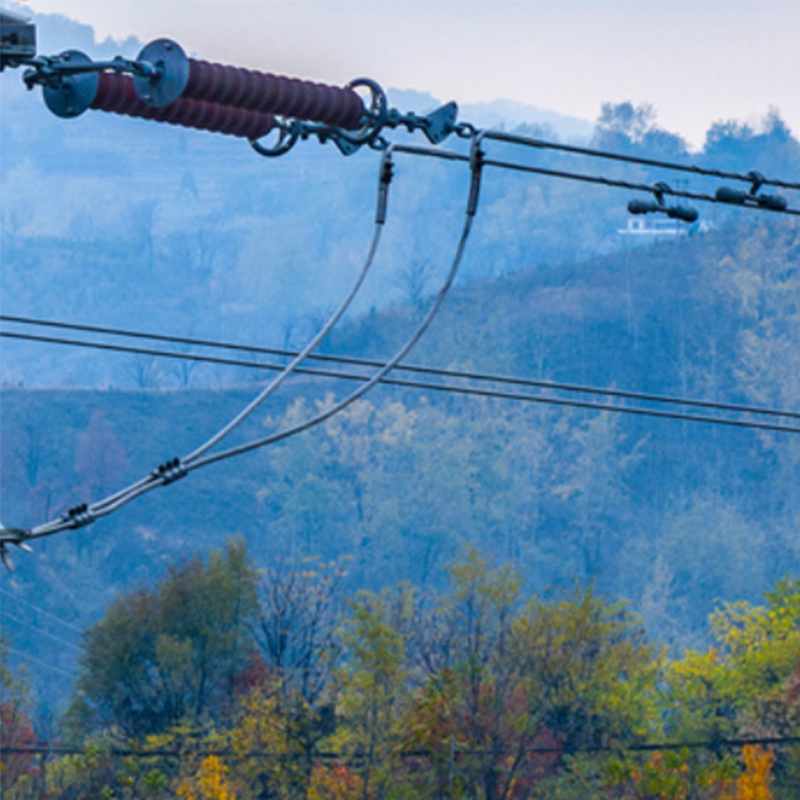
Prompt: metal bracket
<box><xmin>422</xmin><ymin>102</ymin><xmax>459</xmax><ymax>144</ymax></box>
<box><xmin>0</xmin><ymin>11</ymin><xmax>36</xmax><ymax>71</ymax></box>
<box><xmin>332</xmin><ymin>134</ymin><xmax>363</xmax><ymax>156</ymax></box>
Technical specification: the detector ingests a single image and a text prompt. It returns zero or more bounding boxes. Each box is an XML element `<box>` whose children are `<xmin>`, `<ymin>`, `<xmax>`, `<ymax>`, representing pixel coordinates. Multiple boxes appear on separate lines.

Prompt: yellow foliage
<box><xmin>735</xmin><ymin>745</ymin><xmax>774</xmax><ymax>800</ymax></box>
<box><xmin>177</xmin><ymin>755</ymin><xmax>237</xmax><ymax>800</ymax></box>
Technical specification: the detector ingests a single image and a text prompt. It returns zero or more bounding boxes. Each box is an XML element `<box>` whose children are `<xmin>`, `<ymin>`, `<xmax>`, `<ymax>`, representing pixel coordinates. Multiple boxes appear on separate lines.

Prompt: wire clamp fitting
<box><xmin>153</xmin><ymin>457</ymin><xmax>188</xmax><ymax>485</ymax></box>
<box><xmin>375</xmin><ymin>149</ymin><xmax>395</xmax><ymax>225</ymax></box>
<box><xmin>467</xmin><ymin>135</ymin><xmax>485</xmax><ymax>217</ymax></box>
<box><xmin>60</xmin><ymin>503</ymin><xmax>95</xmax><ymax>530</ymax></box>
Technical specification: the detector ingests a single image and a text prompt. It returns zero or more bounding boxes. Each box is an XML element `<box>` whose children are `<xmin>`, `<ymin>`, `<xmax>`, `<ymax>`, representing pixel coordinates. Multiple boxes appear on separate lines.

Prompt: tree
<box><xmin>407</xmin><ymin>552</ymin><xmax>657</xmax><ymax>800</ymax></box>
<box><xmin>238</xmin><ymin>560</ymin><xmax>344</xmax><ymax>798</ymax></box>
<box><xmin>71</xmin><ymin>538</ymin><xmax>258</xmax><ymax>739</ymax></box>
<box><xmin>0</xmin><ymin>635</ymin><xmax>38</xmax><ymax>798</ymax></box>
<box><xmin>74</xmin><ymin>410</ymin><xmax>130</xmax><ymax>497</ymax></box>
<box><xmin>662</xmin><ymin>578</ymin><xmax>800</xmax><ymax>796</ymax></box>
<box><xmin>334</xmin><ymin>586</ymin><xmax>417</xmax><ymax>800</ymax></box>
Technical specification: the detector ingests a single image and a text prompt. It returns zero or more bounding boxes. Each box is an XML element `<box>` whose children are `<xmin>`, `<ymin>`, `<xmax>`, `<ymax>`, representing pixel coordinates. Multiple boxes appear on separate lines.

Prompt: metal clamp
<box><xmin>153</xmin><ymin>457</ymin><xmax>188</xmax><ymax>485</ymax></box>
<box><xmin>60</xmin><ymin>503</ymin><xmax>95</xmax><ymax>530</ymax></box>
<box><xmin>0</xmin><ymin>523</ymin><xmax>33</xmax><ymax>570</ymax></box>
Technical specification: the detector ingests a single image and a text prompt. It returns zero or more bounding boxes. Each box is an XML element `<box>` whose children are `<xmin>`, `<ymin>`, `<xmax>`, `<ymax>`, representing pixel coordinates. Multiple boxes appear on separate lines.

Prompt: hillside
<box><xmin>2</xmin><ymin>213</ymin><xmax>799</xmax><ymax>712</ymax></box>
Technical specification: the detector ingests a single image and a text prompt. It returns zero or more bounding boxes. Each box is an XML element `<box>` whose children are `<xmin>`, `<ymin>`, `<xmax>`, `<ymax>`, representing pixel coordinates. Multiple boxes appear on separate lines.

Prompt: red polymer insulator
<box><xmin>183</xmin><ymin>58</ymin><xmax>365</xmax><ymax>130</ymax></box>
<box><xmin>90</xmin><ymin>72</ymin><xmax>275</xmax><ymax>139</ymax></box>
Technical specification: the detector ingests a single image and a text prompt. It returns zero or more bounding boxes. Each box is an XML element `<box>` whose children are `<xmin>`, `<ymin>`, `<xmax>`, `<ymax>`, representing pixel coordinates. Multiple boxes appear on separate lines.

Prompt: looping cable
<box><xmin>186</xmin><ymin>136</ymin><xmax>484</xmax><ymax>473</ymax></box>
<box><xmin>17</xmin><ymin>146</ymin><xmax>402</xmax><ymax>552</ymax></box>
<box><xmin>181</xmin><ymin>154</ymin><xmax>392</xmax><ymax>468</ymax></box>
<box><xmin>17</xmin><ymin>136</ymin><xmax>482</xmax><ymax>556</ymax></box>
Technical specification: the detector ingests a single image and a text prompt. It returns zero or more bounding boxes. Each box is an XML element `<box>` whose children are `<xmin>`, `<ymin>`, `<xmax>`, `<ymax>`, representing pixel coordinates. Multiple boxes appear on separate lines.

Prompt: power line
<box><xmin>390</xmin><ymin>144</ymin><xmax>800</xmax><ymax>218</ymax></box>
<box><xmin>3</xmin><ymin>139</ymin><xmax>799</xmax><ymax>551</ymax></box>
<box><xmin>0</xmin><ymin>609</ymin><xmax>83</xmax><ymax>654</ymax></box>
<box><xmin>3</xmin><ymin>314</ymin><xmax>800</xmax><ymax>422</ymax></box>
<box><xmin>4</xmin><ymin>329</ymin><xmax>800</xmax><ymax>437</ymax></box>
<box><xmin>1</xmin><ymin>644</ymin><xmax>77</xmax><ymax>680</ymax></box>
<box><xmin>4</xmin><ymin>735</ymin><xmax>800</xmax><ymax>760</ymax></box>
<box><xmin>0</xmin><ymin>587</ymin><xmax>85</xmax><ymax>634</ymax></box>
<box><xmin>481</xmin><ymin>129</ymin><xmax>800</xmax><ymax>192</ymax></box>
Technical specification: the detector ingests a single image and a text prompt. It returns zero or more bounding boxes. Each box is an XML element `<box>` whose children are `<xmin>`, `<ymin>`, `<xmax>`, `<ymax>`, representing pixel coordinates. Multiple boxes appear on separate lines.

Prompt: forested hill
<box><xmin>2</xmin><ymin>6</ymin><xmax>800</xmax><ymax>717</ymax></box>
<box><xmin>2</xmin><ymin>209</ymin><xmax>799</xmax><ymax>712</ymax></box>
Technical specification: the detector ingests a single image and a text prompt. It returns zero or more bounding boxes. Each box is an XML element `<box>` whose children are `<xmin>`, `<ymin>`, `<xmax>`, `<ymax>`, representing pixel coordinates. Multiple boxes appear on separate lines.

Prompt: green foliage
<box><xmin>333</xmin><ymin>586</ymin><xmax>416</xmax><ymax>800</ymax></box>
<box><xmin>71</xmin><ymin>537</ymin><xmax>258</xmax><ymax>738</ymax></box>
<box><xmin>663</xmin><ymin>577</ymin><xmax>800</xmax><ymax>748</ymax></box>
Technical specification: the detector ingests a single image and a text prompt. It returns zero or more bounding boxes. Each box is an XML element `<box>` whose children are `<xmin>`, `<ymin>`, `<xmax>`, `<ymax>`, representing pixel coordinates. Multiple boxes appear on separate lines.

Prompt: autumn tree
<box><xmin>0</xmin><ymin>634</ymin><xmax>38</xmax><ymax>799</ymax></box>
<box><xmin>405</xmin><ymin>551</ymin><xmax>657</xmax><ymax>800</ymax></box>
<box><xmin>234</xmin><ymin>560</ymin><xmax>343</xmax><ymax>799</ymax></box>
<box><xmin>333</xmin><ymin>586</ymin><xmax>417</xmax><ymax>800</ymax></box>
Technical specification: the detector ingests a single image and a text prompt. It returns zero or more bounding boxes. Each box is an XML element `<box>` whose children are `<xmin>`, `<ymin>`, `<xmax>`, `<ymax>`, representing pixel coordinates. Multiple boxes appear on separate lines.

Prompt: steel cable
<box><xmin>3</xmin><ymin>320</ymin><xmax>800</xmax><ymax>422</ymax></box>
<box><xmin>480</xmin><ymin>129</ymin><xmax>800</xmax><ymax>192</ymax></box>
<box><xmin>187</xmin><ymin>145</ymin><xmax>481</xmax><ymax>472</ymax></box>
<box><xmin>182</xmin><ymin>189</ymin><xmax>387</xmax><ymax>466</ymax></box>
<box><xmin>393</xmin><ymin>144</ymin><xmax>800</xmax><ymax>216</ymax></box>
<box><xmin>5</xmin><ymin>330</ymin><xmax>800</xmax><ymax>437</ymax></box>
<box><xmin>15</xmin><ymin>153</ymin><xmax>393</xmax><ymax>540</ymax></box>
<box><xmin>9</xmin><ymin>140</ymin><xmax>482</xmax><ymax>544</ymax></box>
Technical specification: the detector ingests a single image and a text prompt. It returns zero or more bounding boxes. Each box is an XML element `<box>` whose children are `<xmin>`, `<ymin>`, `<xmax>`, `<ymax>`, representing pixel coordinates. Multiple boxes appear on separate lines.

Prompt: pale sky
<box><xmin>10</xmin><ymin>0</ymin><xmax>800</xmax><ymax>148</ymax></box>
